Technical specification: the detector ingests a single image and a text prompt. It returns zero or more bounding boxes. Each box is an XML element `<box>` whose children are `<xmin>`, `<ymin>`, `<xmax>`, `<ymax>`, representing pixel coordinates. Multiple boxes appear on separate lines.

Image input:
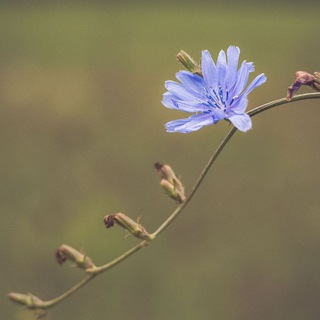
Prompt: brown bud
<box><xmin>287</xmin><ymin>71</ymin><xmax>320</xmax><ymax>101</ymax></box>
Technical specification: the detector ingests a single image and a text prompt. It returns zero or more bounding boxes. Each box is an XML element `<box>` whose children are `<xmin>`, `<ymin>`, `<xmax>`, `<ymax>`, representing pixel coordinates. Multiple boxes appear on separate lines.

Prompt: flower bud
<box><xmin>287</xmin><ymin>71</ymin><xmax>320</xmax><ymax>100</ymax></box>
<box><xmin>103</xmin><ymin>213</ymin><xmax>151</xmax><ymax>240</ymax></box>
<box><xmin>154</xmin><ymin>162</ymin><xmax>176</xmax><ymax>184</ymax></box>
<box><xmin>160</xmin><ymin>179</ymin><xmax>175</xmax><ymax>194</ymax></box>
<box><xmin>155</xmin><ymin>163</ymin><xmax>186</xmax><ymax>203</ymax></box>
<box><xmin>8</xmin><ymin>292</ymin><xmax>42</xmax><ymax>308</ymax></box>
<box><xmin>55</xmin><ymin>244</ymin><xmax>94</xmax><ymax>270</ymax></box>
<box><xmin>177</xmin><ymin>50</ymin><xmax>202</xmax><ymax>75</ymax></box>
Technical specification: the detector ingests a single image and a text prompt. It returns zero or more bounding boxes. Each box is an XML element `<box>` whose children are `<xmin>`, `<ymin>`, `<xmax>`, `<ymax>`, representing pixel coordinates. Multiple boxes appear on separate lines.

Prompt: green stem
<box><xmin>33</xmin><ymin>241</ymin><xmax>148</xmax><ymax>309</ymax></box>
<box><xmin>151</xmin><ymin>127</ymin><xmax>237</xmax><ymax>237</ymax></box>
<box><xmin>152</xmin><ymin>92</ymin><xmax>320</xmax><ymax>237</ymax></box>
<box><xmin>93</xmin><ymin>240</ymin><xmax>148</xmax><ymax>273</ymax></box>
<box><xmin>39</xmin><ymin>275</ymin><xmax>95</xmax><ymax>309</ymax></box>
<box><xmin>21</xmin><ymin>91</ymin><xmax>320</xmax><ymax>311</ymax></box>
<box><xmin>248</xmin><ymin>92</ymin><xmax>320</xmax><ymax>117</ymax></box>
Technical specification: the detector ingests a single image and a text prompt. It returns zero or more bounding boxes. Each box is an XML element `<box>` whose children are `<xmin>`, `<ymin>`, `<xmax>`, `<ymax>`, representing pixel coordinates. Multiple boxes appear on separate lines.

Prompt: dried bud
<box><xmin>8</xmin><ymin>292</ymin><xmax>42</xmax><ymax>308</ymax></box>
<box><xmin>104</xmin><ymin>213</ymin><xmax>152</xmax><ymax>240</ymax></box>
<box><xmin>155</xmin><ymin>163</ymin><xmax>186</xmax><ymax>203</ymax></box>
<box><xmin>177</xmin><ymin>50</ymin><xmax>202</xmax><ymax>75</ymax></box>
<box><xmin>55</xmin><ymin>244</ymin><xmax>94</xmax><ymax>270</ymax></box>
<box><xmin>287</xmin><ymin>71</ymin><xmax>320</xmax><ymax>100</ymax></box>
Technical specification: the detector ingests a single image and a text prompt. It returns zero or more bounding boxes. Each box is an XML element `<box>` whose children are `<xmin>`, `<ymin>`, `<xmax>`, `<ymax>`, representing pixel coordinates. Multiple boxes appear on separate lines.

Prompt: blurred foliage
<box><xmin>1</xmin><ymin>1</ymin><xmax>320</xmax><ymax>320</ymax></box>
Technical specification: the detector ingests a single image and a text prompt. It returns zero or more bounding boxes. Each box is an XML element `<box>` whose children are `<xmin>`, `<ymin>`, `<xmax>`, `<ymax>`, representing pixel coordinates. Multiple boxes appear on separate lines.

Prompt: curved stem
<box><xmin>39</xmin><ymin>275</ymin><xmax>95</xmax><ymax>309</ymax></box>
<box><xmin>152</xmin><ymin>92</ymin><xmax>320</xmax><ymax>237</ymax></box>
<box><xmin>248</xmin><ymin>92</ymin><xmax>320</xmax><ymax>117</ymax></box>
<box><xmin>151</xmin><ymin>127</ymin><xmax>237</xmax><ymax>237</ymax></box>
<box><xmin>18</xmin><ymin>91</ymin><xmax>320</xmax><ymax>311</ymax></box>
<box><xmin>94</xmin><ymin>240</ymin><xmax>148</xmax><ymax>273</ymax></box>
<box><xmin>33</xmin><ymin>241</ymin><xmax>148</xmax><ymax>309</ymax></box>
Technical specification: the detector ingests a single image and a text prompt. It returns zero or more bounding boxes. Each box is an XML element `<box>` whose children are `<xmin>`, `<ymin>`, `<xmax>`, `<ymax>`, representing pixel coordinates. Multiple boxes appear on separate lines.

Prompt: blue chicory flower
<box><xmin>162</xmin><ymin>46</ymin><xmax>267</xmax><ymax>133</ymax></box>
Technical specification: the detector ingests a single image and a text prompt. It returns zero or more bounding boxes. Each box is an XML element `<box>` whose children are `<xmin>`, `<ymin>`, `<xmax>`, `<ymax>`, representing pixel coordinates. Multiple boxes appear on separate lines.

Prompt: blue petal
<box><xmin>174</xmin><ymin>100</ymin><xmax>211</xmax><ymax>113</ymax></box>
<box><xmin>225</xmin><ymin>46</ymin><xmax>240</xmax><ymax>90</ymax></box>
<box><xmin>239</xmin><ymin>73</ymin><xmax>267</xmax><ymax>98</ymax></box>
<box><xmin>165</xmin><ymin>113</ymin><xmax>215</xmax><ymax>133</ymax></box>
<box><xmin>216</xmin><ymin>49</ymin><xmax>227</xmax><ymax>89</ymax></box>
<box><xmin>201</xmin><ymin>50</ymin><xmax>217</xmax><ymax>88</ymax></box>
<box><xmin>228</xmin><ymin>113</ymin><xmax>252</xmax><ymax>132</ymax></box>
<box><xmin>165</xmin><ymin>81</ymin><xmax>201</xmax><ymax>101</ymax></box>
<box><xmin>175</xmin><ymin>71</ymin><xmax>206</xmax><ymax>95</ymax></box>
<box><xmin>162</xmin><ymin>92</ymin><xmax>178</xmax><ymax>109</ymax></box>
<box><xmin>230</xmin><ymin>61</ymin><xmax>254</xmax><ymax>96</ymax></box>
<box><xmin>228</xmin><ymin>97</ymin><xmax>248</xmax><ymax>115</ymax></box>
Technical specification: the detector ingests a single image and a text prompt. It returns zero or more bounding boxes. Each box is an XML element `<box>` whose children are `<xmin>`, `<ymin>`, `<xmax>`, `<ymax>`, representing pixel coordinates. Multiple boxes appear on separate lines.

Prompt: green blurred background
<box><xmin>2</xmin><ymin>1</ymin><xmax>320</xmax><ymax>319</ymax></box>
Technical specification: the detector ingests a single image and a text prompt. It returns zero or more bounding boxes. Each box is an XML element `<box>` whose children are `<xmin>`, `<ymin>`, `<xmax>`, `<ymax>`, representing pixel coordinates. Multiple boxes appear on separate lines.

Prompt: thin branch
<box><xmin>151</xmin><ymin>126</ymin><xmax>237</xmax><ymax>237</ymax></box>
<box><xmin>248</xmin><ymin>92</ymin><xmax>320</xmax><ymax>117</ymax></box>
<box><xmin>10</xmin><ymin>92</ymin><xmax>320</xmax><ymax>312</ymax></box>
<box><xmin>93</xmin><ymin>240</ymin><xmax>148</xmax><ymax>273</ymax></box>
<box><xmin>30</xmin><ymin>241</ymin><xmax>148</xmax><ymax>309</ymax></box>
<box><xmin>39</xmin><ymin>275</ymin><xmax>95</xmax><ymax>309</ymax></box>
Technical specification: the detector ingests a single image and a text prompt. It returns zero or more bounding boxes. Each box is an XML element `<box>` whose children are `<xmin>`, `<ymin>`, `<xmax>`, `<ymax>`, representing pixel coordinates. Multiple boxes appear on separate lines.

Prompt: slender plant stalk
<box><xmin>248</xmin><ymin>92</ymin><xmax>320</xmax><ymax>117</ymax></box>
<box><xmin>33</xmin><ymin>241</ymin><xmax>148</xmax><ymax>309</ymax></box>
<box><xmin>152</xmin><ymin>92</ymin><xmax>320</xmax><ymax>237</ymax></box>
<box><xmin>151</xmin><ymin>126</ymin><xmax>237</xmax><ymax>237</ymax></box>
<box><xmin>14</xmin><ymin>92</ymin><xmax>320</xmax><ymax>311</ymax></box>
<box><xmin>93</xmin><ymin>240</ymin><xmax>148</xmax><ymax>273</ymax></box>
<box><xmin>39</xmin><ymin>275</ymin><xmax>95</xmax><ymax>308</ymax></box>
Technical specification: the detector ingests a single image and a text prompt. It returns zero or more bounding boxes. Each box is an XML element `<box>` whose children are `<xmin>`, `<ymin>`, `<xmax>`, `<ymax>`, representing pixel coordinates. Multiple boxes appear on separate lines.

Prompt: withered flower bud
<box><xmin>104</xmin><ymin>213</ymin><xmax>152</xmax><ymax>241</ymax></box>
<box><xmin>287</xmin><ymin>71</ymin><xmax>320</xmax><ymax>101</ymax></box>
<box><xmin>55</xmin><ymin>244</ymin><xmax>94</xmax><ymax>270</ymax></box>
<box><xmin>155</xmin><ymin>163</ymin><xmax>186</xmax><ymax>203</ymax></box>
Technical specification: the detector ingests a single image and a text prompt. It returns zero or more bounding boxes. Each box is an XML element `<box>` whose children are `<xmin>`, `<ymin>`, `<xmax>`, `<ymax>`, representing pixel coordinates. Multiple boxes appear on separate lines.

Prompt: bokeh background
<box><xmin>2</xmin><ymin>1</ymin><xmax>320</xmax><ymax>319</ymax></box>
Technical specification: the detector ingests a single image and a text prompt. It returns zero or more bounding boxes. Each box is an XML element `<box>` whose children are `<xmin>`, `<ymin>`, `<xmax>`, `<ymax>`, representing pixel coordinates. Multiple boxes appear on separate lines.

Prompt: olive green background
<box><xmin>2</xmin><ymin>1</ymin><xmax>320</xmax><ymax>319</ymax></box>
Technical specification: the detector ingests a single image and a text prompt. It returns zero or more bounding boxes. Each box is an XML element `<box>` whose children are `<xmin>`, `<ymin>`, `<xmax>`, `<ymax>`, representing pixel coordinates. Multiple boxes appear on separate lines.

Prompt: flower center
<box><xmin>205</xmin><ymin>85</ymin><xmax>228</xmax><ymax>113</ymax></box>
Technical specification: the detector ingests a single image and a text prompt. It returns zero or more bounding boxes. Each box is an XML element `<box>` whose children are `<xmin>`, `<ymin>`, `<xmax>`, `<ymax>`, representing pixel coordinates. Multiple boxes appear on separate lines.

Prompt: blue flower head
<box><xmin>162</xmin><ymin>46</ymin><xmax>267</xmax><ymax>133</ymax></box>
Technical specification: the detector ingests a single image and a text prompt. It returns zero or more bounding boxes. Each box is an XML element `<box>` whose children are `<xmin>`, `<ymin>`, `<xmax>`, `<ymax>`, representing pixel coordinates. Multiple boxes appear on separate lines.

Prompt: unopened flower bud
<box><xmin>160</xmin><ymin>179</ymin><xmax>179</xmax><ymax>201</ymax></box>
<box><xmin>287</xmin><ymin>71</ymin><xmax>320</xmax><ymax>100</ymax></box>
<box><xmin>155</xmin><ymin>163</ymin><xmax>186</xmax><ymax>203</ymax></box>
<box><xmin>155</xmin><ymin>162</ymin><xmax>176</xmax><ymax>184</ymax></box>
<box><xmin>177</xmin><ymin>50</ymin><xmax>202</xmax><ymax>75</ymax></box>
<box><xmin>8</xmin><ymin>292</ymin><xmax>42</xmax><ymax>308</ymax></box>
<box><xmin>104</xmin><ymin>213</ymin><xmax>151</xmax><ymax>240</ymax></box>
<box><xmin>55</xmin><ymin>244</ymin><xmax>94</xmax><ymax>270</ymax></box>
